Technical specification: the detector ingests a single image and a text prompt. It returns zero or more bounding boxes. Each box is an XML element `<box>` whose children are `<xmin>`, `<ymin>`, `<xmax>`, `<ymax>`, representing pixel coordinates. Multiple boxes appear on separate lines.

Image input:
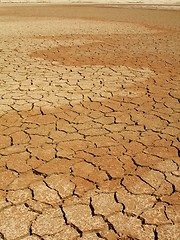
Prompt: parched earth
<box><xmin>0</xmin><ymin>4</ymin><xmax>180</xmax><ymax>240</ymax></box>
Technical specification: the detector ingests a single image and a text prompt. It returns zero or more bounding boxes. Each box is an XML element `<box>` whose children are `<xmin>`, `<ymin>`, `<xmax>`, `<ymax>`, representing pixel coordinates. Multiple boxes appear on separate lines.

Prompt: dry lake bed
<box><xmin>0</xmin><ymin>4</ymin><xmax>180</xmax><ymax>240</ymax></box>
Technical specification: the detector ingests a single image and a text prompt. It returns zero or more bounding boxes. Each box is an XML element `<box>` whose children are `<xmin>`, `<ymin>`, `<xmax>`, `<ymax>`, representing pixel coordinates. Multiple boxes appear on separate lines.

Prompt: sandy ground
<box><xmin>0</xmin><ymin>4</ymin><xmax>180</xmax><ymax>240</ymax></box>
<box><xmin>0</xmin><ymin>0</ymin><xmax>180</xmax><ymax>4</ymax></box>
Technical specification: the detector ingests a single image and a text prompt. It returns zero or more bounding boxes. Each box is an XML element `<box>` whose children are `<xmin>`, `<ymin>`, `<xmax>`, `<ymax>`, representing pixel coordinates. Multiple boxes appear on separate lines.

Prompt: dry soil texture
<box><xmin>0</xmin><ymin>4</ymin><xmax>180</xmax><ymax>240</ymax></box>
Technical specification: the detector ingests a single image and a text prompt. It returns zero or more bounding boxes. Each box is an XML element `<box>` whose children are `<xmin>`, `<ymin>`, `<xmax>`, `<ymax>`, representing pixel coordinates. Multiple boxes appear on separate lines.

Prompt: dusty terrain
<box><xmin>0</xmin><ymin>4</ymin><xmax>180</xmax><ymax>240</ymax></box>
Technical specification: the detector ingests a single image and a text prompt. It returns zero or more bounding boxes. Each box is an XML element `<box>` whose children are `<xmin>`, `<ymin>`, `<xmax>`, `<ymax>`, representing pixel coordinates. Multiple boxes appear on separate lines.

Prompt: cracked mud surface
<box><xmin>0</xmin><ymin>4</ymin><xmax>180</xmax><ymax>240</ymax></box>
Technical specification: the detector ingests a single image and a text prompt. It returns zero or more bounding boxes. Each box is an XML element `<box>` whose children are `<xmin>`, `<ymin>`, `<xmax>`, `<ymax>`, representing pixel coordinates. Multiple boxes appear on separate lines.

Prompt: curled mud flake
<box><xmin>141</xmin><ymin>202</ymin><xmax>171</xmax><ymax>225</ymax></box>
<box><xmin>31</xmin><ymin>208</ymin><xmax>65</xmax><ymax>236</ymax></box>
<box><xmin>8</xmin><ymin>171</ymin><xmax>42</xmax><ymax>190</ymax></box>
<box><xmin>122</xmin><ymin>175</ymin><xmax>154</xmax><ymax>195</ymax></box>
<box><xmin>45</xmin><ymin>174</ymin><xmax>75</xmax><ymax>198</ymax></box>
<box><xmin>0</xmin><ymin>135</ymin><xmax>11</xmax><ymax>149</ymax></box>
<box><xmin>71</xmin><ymin>176</ymin><xmax>95</xmax><ymax>196</ymax></box>
<box><xmin>0</xmin><ymin>170</ymin><xmax>17</xmax><ymax>190</ymax></box>
<box><xmin>157</xmin><ymin>223</ymin><xmax>180</xmax><ymax>240</ymax></box>
<box><xmin>72</xmin><ymin>161</ymin><xmax>108</xmax><ymax>183</ymax></box>
<box><xmin>6</xmin><ymin>189</ymin><xmax>32</xmax><ymax>204</ymax></box>
<box><xmin>10</xmin><ymin>130</ymin><xmax>30</xmax><ymax>145</ymax></box>
<box><xmin>35</xmin><ymin>158</ymin><xmax>73</xmax><ymax>175</ymax></box>
<box><xmin>63</xmin><ymin>204</ymin><xmax>106</xmax><ymax>232</ymax></box>
<box><xmin>161</xmin><ymin>192</ymin><xmax>180</xmax><ymax>205</ymax></box>
<box><xmin>165</xmin><ymin>204</ymin><xmax>180</xmax><ymax>223</ymax></box>
<box><xmin>30</xmin><ymin>181</ymin><xmax>61</xmax><ymax>205</ymax></box>
<box><xmin>40</xmin><ymin>225</ymin><xmax>80</xmax><ymax>239</ymax></box>
<box><xmin>0</xmin><ymin>190</ymin><xmax>11</xmax><ymax>211</ymax></box>
<box><xmin>116</xmin><ymin>187</ymin><xmax>156</xmax><ymax>216</ymax></box>
<box><xmin>6</xmin><ymin>152</ymin><xmax>31</xmax><ymax>173</ymax></box>
<box><xmin>108</xmin><ymin>212</ymin><xmax>154</xmax><ymax>239</ymax></box>
<box><xmin>91</xmin><ymin>192</ymin><xmax>123</xmax><ymax>216</ymax></box>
